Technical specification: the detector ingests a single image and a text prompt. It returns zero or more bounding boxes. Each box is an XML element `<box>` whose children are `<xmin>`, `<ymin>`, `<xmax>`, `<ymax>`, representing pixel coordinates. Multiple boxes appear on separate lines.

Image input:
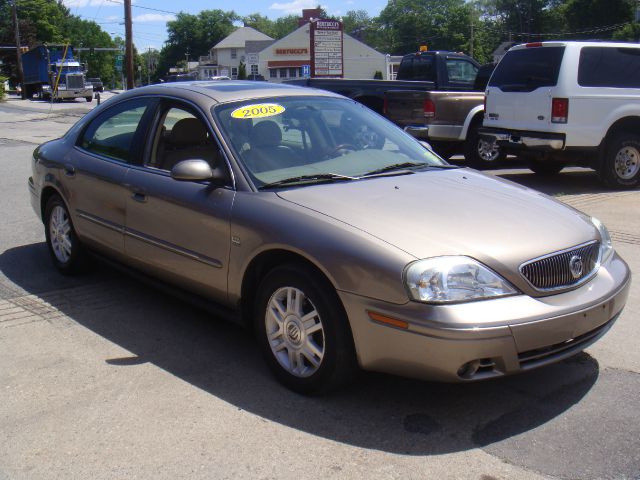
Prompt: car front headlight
<box><xmin>592</xmin><ymin>217</ymin><xmax>613</xmax><ymax>263</ymax></box>
<box><xmin>405</xmin><ymin>256</ymin><xmax>518</xmax><ymax>304</ymax></box>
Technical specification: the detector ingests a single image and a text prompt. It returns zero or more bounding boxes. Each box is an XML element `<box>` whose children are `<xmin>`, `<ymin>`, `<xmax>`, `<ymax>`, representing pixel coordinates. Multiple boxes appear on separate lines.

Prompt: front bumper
<box><xmin>479</xmin><ymin>127</ymin><xmax>565</xmax><ymax>151</ymax></box>
<box><xmin>56</xmin><ymin>89</ymin><xmax>93</xmax><ymax>99</ymax></box>
<box><xmin>339</xmin><ymin>252</ymin><xmax>630</xmax><ymax>382</ymax></box>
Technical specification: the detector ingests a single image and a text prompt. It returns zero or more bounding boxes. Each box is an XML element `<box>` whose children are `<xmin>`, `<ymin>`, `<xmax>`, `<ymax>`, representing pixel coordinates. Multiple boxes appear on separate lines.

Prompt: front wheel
<box><xmin>85</xmin><ymin>96</ymin><xmax>93</xmax><ymax>102</ymax></box>
<box><xmin>44</xmin><ymin>195</ymin><xmax>88</xmax><ymax>274</ymax></box>
<box><xmin>600</xmin><ymin>132</ymin><xmax>640</xmax><ymax>189</ymax></box>
<box><xmin>465</xmin><ymin>122</ymin><xmax>505</xmax><ymax>169</ymax></box>
<box><xmin>255</xmin><ymin>264</ymin><xmax>357</xmax><ymax>394</ymax></box>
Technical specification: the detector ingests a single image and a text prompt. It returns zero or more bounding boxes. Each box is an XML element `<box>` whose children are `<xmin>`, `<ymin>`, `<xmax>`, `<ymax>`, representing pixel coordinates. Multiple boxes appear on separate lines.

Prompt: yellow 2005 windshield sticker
<box><xmin>231</xmin><ymin>103</ymin><xmax>285</xmax><ymax>119</ymax></box>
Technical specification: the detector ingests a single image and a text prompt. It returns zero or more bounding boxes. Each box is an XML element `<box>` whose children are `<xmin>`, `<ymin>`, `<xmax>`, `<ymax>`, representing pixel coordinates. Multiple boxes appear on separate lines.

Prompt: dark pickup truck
<box><xmin>287</xmin><ymin>52</ymin><xmax>500</xmax><ymax>166</ymax></box>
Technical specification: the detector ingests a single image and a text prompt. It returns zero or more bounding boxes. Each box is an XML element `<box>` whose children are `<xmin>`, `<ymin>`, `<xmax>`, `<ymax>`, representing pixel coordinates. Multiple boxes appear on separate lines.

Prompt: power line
<box><xmin>103</xmin><ymin>0</ymin><xmax>179</xmax><ymax>16</ymax></box>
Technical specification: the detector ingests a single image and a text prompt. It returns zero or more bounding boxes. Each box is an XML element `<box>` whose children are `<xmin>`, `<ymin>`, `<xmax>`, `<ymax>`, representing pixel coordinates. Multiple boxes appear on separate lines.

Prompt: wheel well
<box><xmin>596</xmin><ymin>117</ymin><xmax>640</xmax><ymax>168</ymax></box>
<box><xmin>354</xmin><ymin>96</ymin><xmax>384</xmax><ymax>115</ymax></box>
<box><xmin>603</xmin><ymin>117</ymin><xmax>640</xmax><ymax>148</ymax></box>
<box><xmin>239</xmin><ymin>249</ymin><xmax>338</xmax><ymax>328</ymax></box>
<box><xmin>39</xmin><ymin>186</ymin><xmax>62</xmax><ymax>223</ymax></box>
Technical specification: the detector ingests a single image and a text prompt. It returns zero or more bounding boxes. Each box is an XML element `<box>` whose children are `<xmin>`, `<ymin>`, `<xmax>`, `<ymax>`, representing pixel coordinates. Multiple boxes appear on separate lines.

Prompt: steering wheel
<box><xmin>326</xmin><ymin>143</ymin><xmax>357</xmax><ymax>158</ymax></box>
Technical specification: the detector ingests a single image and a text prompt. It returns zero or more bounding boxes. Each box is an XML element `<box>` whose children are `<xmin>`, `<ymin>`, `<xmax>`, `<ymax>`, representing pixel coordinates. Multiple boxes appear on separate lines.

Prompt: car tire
<box><xmin>86</xmin><ymin>96</ymin><xmax>93</xmax><ymax>102</ymax></box>
<box><xmin>254</xmin><ymin>264</ymin><xmax>357</xmax><ymax>395</ymax></box>
<box><xmin>600</xmin><ymin>132</ymin><xmax>640</xmax><ymax>189</ymax></box>
<box><xmin>44</xmin><ymin>195</ymin><xmax>88</xmax><ymax>275</ymax></box>
<box><xmin>465</xmin><ymin>121</ymin><xmax>505</xmax><ymax>169</ymax></box>
<box><xmin>528</xmin><ymin>160</ymin><xmax>565</xmax><ymax>176</ymax></box>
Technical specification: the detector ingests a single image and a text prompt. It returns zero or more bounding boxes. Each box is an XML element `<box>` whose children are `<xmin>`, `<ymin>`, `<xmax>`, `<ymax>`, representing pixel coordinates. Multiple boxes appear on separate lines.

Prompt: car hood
<box><xmin>276</xmin><ymin>169</ymin><xmax>597</xmax><ymax>283</ymax></box>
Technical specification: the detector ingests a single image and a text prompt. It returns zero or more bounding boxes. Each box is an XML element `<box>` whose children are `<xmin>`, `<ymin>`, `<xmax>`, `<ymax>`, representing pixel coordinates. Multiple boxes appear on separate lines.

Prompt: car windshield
<box><xmin>212</xmin><ymin>96</ymin><xmax>448</xmax><ymax>188</ymax></box>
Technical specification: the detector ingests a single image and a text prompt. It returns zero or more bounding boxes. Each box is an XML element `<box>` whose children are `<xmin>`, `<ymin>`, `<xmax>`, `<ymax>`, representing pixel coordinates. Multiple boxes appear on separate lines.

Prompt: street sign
<box><xmin>310</xmin><ymin>19</ymin><xmax>343</xmax><ymax>78</ymax></box>
<box><xmin>302</xmin><ymin>64</ymin><xmax>310</xmax><ymax>78</ymax></box>
<box><xmin>115</xmin><ymin>54</ymin><xmax>123</xmax><ymax>72</ymax></box>
<box><xmin>247</xmin><ymin>53</ymin><xmax>259</xmax><ymax>65</ymax></box>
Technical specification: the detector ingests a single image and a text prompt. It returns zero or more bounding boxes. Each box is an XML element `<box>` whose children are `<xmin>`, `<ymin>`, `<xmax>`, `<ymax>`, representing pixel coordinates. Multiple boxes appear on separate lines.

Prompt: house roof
<box><xmin>213</xmin><ymin>27</ymin><xmax>273</xmax><ymax>49</ymax></box>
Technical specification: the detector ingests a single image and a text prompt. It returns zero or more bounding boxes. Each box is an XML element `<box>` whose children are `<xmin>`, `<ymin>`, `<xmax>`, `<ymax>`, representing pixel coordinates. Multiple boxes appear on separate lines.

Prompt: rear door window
<box><xmin>578</xmin><ymin>47</ymin><xmax>640</xmax><ymax>88</ymax></box>
<box><xmin>489</xmin><ymin>47</ymin><xmax>565</xmax><ymax>92</ymax></box>
<box><xmin>397</xmin><ymin>55</ymin><xmax>435</xmax><ymax>81</ymax></box>
<box><xmin>445</xmin><ymin>58</ymin><xmax>478</xmax><ymax>88</ymax></box>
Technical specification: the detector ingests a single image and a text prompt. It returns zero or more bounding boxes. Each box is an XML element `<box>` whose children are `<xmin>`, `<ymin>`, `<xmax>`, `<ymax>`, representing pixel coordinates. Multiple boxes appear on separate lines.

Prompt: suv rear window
<box><xmin>578</xmin><ymin>47</ymin><xmax>640</xmax><ymax>88</ymax></box>
<box><xmin>489</xmin><ymin>46</ymin><xmax>565</xmax><ymax>92</ymax></box>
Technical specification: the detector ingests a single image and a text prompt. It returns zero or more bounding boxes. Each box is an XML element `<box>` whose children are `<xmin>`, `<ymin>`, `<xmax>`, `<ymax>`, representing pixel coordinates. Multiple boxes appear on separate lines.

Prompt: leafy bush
<box><xmin>0</xmin><ymin>76</ymin><xmax>7</xmax><ymax>101</ymax></box>
<box><xmin>373</xmin><ymin>70</ymin><xmax>383</xmax><ymax>80</ymax></box>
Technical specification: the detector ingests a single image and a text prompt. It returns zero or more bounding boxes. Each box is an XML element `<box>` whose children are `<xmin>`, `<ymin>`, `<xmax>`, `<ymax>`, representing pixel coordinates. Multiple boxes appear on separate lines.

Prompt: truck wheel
<box><xmin>85</xmin><ymin>96</ymin><xmax>93</xmax><ymax>102</ymax></box>
<box><xmin>465</xmin><ymin>121</ymin><xmax>505</xmax><ymax>169</ymax></box>
<box><xmin>255</xmin><ymin>263</ymin><xmax>357</xmax><ymax>395</ymax></box>
<box><xmin>528</xmin><ymin>160</ymin><xmax>565</xmax><ymax>176</ymax></box>
<box><xmin>600</xmin><ymin>132</ymin><xmax>640</xmax><ymax>189</ymax></box>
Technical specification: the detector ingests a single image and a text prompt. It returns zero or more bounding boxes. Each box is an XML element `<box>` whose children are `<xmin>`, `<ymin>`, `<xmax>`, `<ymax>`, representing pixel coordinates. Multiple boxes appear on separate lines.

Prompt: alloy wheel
<box><xmin>265</xmin><ymin>286</ymin><xmax>325</xmax><ymax>378</ymax></box>
<box><xmin>49</xmin><ymin>205</ymin><xmax>72</xmax><ymax>263</ymax></box>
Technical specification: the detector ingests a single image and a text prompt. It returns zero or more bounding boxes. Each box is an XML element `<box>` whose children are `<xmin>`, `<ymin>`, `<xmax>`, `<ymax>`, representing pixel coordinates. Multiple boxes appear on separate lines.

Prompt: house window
<box><xmin>289</xmin><ymin>68</ymin><xmax>298</xmax><ymax>78</ymax></box>
<box><xmin>231</xmin><ymin>49</ymin><xmax>237</xmax><ymax>59</ymax></box>
<box><xmin>270</xmin><ymin>69</ymin><xmax>277</xmax><ymax>79</ymax></box>
<box><xmin>231</xmin><ymin>67</ymin><xmax>238</xmax><ymax>78</ymax></box>
<box><xmin>250</xmin><ymin>64</ymin><xmax>258</xmax><ymax>75</ymax></box>
<box><xmin>279</xmin><ymin>68</ymin><xmax>288</xmax><ymax>78</ymax></box>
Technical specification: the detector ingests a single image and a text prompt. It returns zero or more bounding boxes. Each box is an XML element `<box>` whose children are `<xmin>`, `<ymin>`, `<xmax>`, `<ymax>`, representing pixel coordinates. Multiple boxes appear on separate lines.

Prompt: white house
<box><xmin>257</xmin><ymin>23</ymin><xmax>391</xmax><ymax>82</ymax></box>
<box><xmin>196</xmin><ymin>27</ymin><xmax>274</xmax><ymax>80</ymax></box>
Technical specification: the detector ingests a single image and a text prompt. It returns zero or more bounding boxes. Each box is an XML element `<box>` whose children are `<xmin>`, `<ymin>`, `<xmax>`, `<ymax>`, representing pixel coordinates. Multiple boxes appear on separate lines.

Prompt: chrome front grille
<box><xmin>520</xmin><ymin>241</ymin><xmax>600</xmax><ymax>291</ymax></box>
<box><xmin>66</xmin><ymin>74</ymin><xmax>84</xmax><ymax>89</ymax></box>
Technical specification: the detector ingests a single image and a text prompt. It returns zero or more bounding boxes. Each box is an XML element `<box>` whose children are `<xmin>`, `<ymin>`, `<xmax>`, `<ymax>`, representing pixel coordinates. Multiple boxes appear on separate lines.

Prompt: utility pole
<box><xmin>12</xmin><ymin>0</ymin><xmax>25</xmax><ymax>99</ymax></box>
<box><xmin>124</xmin><ymin>0</ymin><xmax>134</xmax><ymax>89</ymax></box>
<box><xmin>470</xmin><ymin>23</ymin><xmax>474</xmax><ymax>59</ymax></box>
<box><xmin>147</xmin><ymin>47</ymin><xmax>151</xmax><ymax>85</ymax></box>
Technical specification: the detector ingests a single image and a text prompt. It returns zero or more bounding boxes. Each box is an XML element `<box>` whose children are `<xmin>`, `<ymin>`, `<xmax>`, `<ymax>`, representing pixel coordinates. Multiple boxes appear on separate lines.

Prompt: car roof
<box><xmin>152</xmin><ymin>80</ymin><xmax>341</xmax><ymax>104</ymax></box>
<box><xmin>509</xmin><ymin>40</ymin><xmax>640</xmax><ymax>51</ymax></box>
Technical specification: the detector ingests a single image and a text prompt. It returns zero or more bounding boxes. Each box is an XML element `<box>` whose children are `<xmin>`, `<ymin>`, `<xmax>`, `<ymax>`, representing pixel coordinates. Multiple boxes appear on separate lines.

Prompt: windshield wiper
<box><xmin>258</xmin><ymin>173</ymin><xmax>357</xmax><ymax>190</ymax></box>
<box><xmin>362</xmin><ymin>162</ymin><xmax>456</xmax><ymax>177</ymax></box>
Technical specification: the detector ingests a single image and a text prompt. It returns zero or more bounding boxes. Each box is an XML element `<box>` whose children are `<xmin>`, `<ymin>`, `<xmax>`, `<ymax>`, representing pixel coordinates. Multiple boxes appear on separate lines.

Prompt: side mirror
<box><xmin>170</xmin><ymin>159</ymin><xmax>216</xmax><ymax>182</ymax></box>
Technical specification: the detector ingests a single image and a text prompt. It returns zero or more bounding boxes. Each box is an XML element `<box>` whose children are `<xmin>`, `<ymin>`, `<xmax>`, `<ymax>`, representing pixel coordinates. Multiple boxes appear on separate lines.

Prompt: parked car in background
<box><xmin>87</xmin><ymin>78</ymin><xmax>104</xmax><ymax>92</ymax></box>
<box><xmin>290</xmin><ymin>51</ymin><xmax>501</xmax><ymax>166</ymax></box>
<box><xmin>28</xmin><ymin>81</ymin><xmax>630</xmax><ymax>393</ymax></box>
<box><xmin>481</xmin><ymin>41</ymin><xmax>640</xmax><ymax>188</ymax></box>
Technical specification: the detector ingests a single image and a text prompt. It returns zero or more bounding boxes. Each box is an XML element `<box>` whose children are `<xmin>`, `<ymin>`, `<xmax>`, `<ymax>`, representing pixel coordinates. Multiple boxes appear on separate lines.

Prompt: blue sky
<box><xmin>62</xmin><ymin>0</ymin><xmax>386</xmax><ymax>51</ymax></box>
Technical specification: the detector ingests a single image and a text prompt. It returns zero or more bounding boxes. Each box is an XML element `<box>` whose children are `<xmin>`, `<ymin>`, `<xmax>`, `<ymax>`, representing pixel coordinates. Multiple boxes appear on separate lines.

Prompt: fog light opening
<box><xmin>457</xmin><ymin>358</ymin><xmax>496</xmax><ymax>379</ymax></box>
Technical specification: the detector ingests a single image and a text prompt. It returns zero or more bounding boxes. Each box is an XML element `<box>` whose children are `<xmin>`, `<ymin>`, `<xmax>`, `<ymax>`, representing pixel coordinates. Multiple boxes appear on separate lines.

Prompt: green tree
<box><xmin>157</xmin><ymin>9</ymin><xmax>238</xmax><ymax>78</ymax></box>
<box><xmin>63</xmin><ymin>16</ymin><xmax>116</xmax><ymax>86</ymax></box>
<box><xmin>560</xmin><ymin>0</ymin><xmax>634</xmax><ymax>39</ymax></box>
<box><xmin>376</xmin><ymin>0</ymin><xmax>475</xmax><ymax>55</ymax></box>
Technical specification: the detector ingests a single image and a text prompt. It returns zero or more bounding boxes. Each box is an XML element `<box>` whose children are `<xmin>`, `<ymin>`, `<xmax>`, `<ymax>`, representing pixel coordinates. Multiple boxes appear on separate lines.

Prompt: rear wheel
<box><xmin>85</xmin><ymin>96</ymin><xmax>93</xmax><ymax>102</ymax></box>
<box><xmin>600</xmin><ymin>132</ymin><xmax>640</xmax><ymax>189</ymax></box>
<box><xmin>44</xmin><ymin>195</ymin><xmax>88</xmax><ymax>274</ymax></box>
<box><xmin>255</xmin><ymin>264</ymin><xmax>357</xmax><ymax>394</ymax></box>
<box><xmin>465</xmin><ymin>120</ymin><xmax>505</xmax><ymax>169</ymax></box>
<box><xmin>528</xmin><ymin>160</ymin><xmax>565</xmax><ymax>176</ymax></box>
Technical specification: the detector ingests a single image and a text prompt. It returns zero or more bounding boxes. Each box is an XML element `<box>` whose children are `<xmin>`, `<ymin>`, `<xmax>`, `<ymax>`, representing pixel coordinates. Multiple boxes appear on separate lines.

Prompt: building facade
<box><xmin>196</xmin><ymin>27</ymin><xmax>274</xmax><ymax>80</ymax></box>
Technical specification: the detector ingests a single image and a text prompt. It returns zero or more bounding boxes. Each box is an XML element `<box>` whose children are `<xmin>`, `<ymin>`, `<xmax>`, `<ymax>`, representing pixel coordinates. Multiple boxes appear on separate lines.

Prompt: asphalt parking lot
<box><xmin>1</xmin><ymin>97</ymin><xmax>639</xmax><ymax>480</ymax></box>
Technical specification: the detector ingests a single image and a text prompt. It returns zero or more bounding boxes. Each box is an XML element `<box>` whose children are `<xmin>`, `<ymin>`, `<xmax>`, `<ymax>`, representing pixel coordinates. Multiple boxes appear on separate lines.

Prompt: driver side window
<box><xmin>148</xmin><ymin>106</ymin><xmax>224</xmax><ymax>172</ymax></box>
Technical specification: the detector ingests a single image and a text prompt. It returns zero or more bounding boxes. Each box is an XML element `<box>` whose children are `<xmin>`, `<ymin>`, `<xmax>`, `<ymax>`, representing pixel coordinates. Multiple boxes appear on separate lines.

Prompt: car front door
<box><xmin>123</xmin><ymin>101</ymin><xmax>235</xmax><ymax>303</ymax></box>
<box><xmin>71</xmin><ymin>97</ymin><xmax>155</xmax><ymax>257</ymax></box>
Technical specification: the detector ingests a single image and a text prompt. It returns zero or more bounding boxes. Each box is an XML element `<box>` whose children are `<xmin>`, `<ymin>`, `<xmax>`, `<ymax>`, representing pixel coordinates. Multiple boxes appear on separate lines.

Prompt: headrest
<box><xmin>250</xmin><ymin>120</ymin><xmax>282</xmax><ymax>148</ymax></box>
<box><xmin>170</xmin><ymin>118</ymin><xmax>208</xmax><ymax>146</ymax></box>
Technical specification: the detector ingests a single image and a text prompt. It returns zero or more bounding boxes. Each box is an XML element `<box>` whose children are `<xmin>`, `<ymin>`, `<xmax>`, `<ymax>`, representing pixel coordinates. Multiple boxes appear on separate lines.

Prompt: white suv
<box><xmin>481</xmin><ymin>41</ymin><xmax>640</xmax><ymax>188</ymax></box>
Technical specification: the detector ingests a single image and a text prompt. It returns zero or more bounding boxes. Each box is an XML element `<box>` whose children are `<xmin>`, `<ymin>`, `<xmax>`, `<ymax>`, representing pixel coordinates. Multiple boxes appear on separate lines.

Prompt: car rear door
<box><xmin>484</xmin><ymin>45</ymin><xmax>566</xmax><ymax>131</ymax></box>
<box><xmin>123</xmin><ymin>100</ymin><xmax>235</xmax><ymax>303</ymax></box>
<box><xmin>71</xmin><ymin>97</ymin><xmax>156</xmax><ymax>257</ymax></box>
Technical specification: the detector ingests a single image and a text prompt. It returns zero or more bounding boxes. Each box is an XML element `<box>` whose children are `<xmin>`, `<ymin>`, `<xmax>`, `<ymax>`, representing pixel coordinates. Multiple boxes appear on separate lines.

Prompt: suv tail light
<box><xmin>525</xmin><ymin>42</ymin><xmax>543</xmax><ymax>48</ymax></box>
<box><xmin>551</xmin><ymin>98</ymin><xmax>568</xmax><ymax>123</ymax></box>
<box><xmin>423</xmin><ymin>99</ymin><xmax>436</xmax><ymax>118</ymax></box>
